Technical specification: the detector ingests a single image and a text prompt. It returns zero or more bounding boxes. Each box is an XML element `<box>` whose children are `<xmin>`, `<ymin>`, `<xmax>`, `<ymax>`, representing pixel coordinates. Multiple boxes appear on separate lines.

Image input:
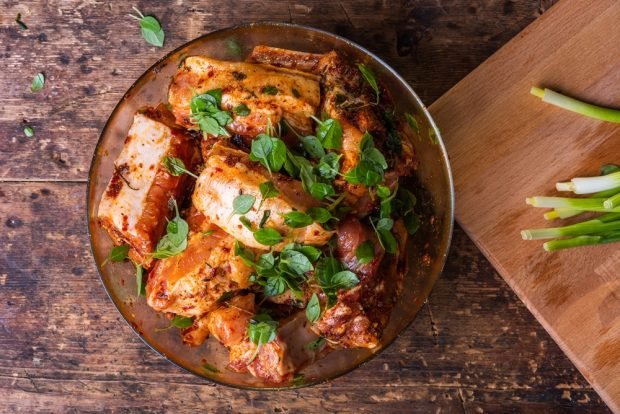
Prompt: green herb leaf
<box><xmin>135</xmin><ymin>263</ymin><xmax>145</xmax><ymax>296</ymax></box>
<box><xmin>305</xmin><ymin>293</ymin><xmax>321</xmax><ymax>323</ymax></box>
<box><xmin>161</xmin><ymin>156</ymin><xmax>198</xmax><ymax>179</ymax></box>
<box><xmin>376</xmin><ymin>185</ymin><xmax>391</xmax><ymax>199</ymax></box>
<box><xmin>279</xmin><ymin>250</ymin><xmax>313</xmax><ymax>276</ymax></box>
<box><xmin>282</xmin><ymin>211</ymin><xmax>313</xmax><ymax>228</ymax></box>
<box><xmin>102</xmin><ymin>244</ymin><xmax>130</xmax><ymax>266</ymax></box>
<box><xmin>357</xmin><ymin>63</ymin><xmax>379</xmax><ymax>104</ymax></box>
<box><xmin>428</xmin><ymin>127</ymin><xmax>439</xmax><ymax>145</ymax></box>
<box><xmin>234</xmin><ymin>103</ymin><xmax>251</xmax><ymax>116</ymax></box>
<box><xmin>151</xmin><ymin>199</ymin><xmax>189</xmax><ymax>259</ymax></box>
<box><xmin>201</xmin><ymin>230</ymin><xmax>216</xmax><ymax>237</ymax></box>
<box><xmin>405</xmin><ymin>113</ymin><xmax>419</xmax><ymax>134</ymax></box>
<box><xmin>307</xmin><ymin>207</ymin><xmax>333</xmax><ymax>224</ymax></box>
<box><xmin>234</xmin><ymin>240</ymin><xmax>255</xmax><ymax>267</ymax></box>
<box><xmin>310</xmin><ymin>182</ymin><xmax>336</xmax><ymax>200</ymax></box>
<box><xmin>15</xmin><ymin>13</ymin><xmax>27</xmax><ymax>30</ymax></box>
<box><xmin>202</xmin><ymin>363</ymin><xmax>220</xmax><ymax>373</ymax></box>
<box><xmin>171</xmin><ymin>315</ymin><xmax>194</xmax><ymax>328</ymax></box>
<box><xmin>190</xmin><ymin>89</ymin><xmax>232</xmax><ymax>137</ymax></box>
<box><xmin>226</xmin><ymin>38</ymin><xmax>243</xmax><ymax>58</ymax></box>
<box><xmin>249</xmin><ymin>134</ymin><xmax>287</xmax><ymax>174</ymax></box>
<box><xmin>331</xmin><ymin>271</ymin><xmax>360</xmax><ymax>290</ymax></box>
<box><xmin>130</xmin><ymin>8</ymin><xmax>165</xmax><ymax>47</ymax></box>
<box><xmin>404</xmin><ymin>213</ymin><xmax>420</xmax><ymax>235</ymax></box>
<box><xmin>376</xmin><ymin>228</ymin><xmax>398</xmax><ymax>254</ymax></box>
<box><xmin>344</xmin><ymin>159</ymin><xmax>383</xmax><ymax>186</ymax></box>
<box><xmin>355</xmin><ymin>241</ymin><xmax>375</xmax><ymax>265</ymax></box>
<box><xmin>232</xmin><ymin>194</ymin><xmax>256</xmax><ymax>215</ymax></box>
<box><xmin>239</xmin><ymin>215</ymin><xmax>254</xmax><ymax>231</ymax></box>
<box><xmin>312</xmin><ymin>117</ymin><xmax>343</xmax><ymax>150</ymax></box>
<box><xmin>316</xmin><ymin>153</ymin><xmax>342</xmax><ymax>180</ymax></box>
<box><xmin>258</xmin><ymin>181</ymin><xmax>279</xmax><ymax>209</ymax></box>
<box><xmin>305</xmin><ymin>337</ymin><xmax>325</xmax><ymax>351</ymax></box>
<box><xmin>253</xmin><ymin>227</ymin><xmax>283</xmax><ymax>246</ymax></box>
<box><xmin>259</xmin><ymin>210</ymin><xmax>271</xmax><ymax>228</ymax></box>
<box><xmin>23</xmin><ymin>126</ymin><xmax>34</xmax><ymax>138</ymax></box>
<box><xmin>301</xmin><ymin>136</ymin><xmax>325</xmax><ymax>159</ymax></box>
<box><xmin>283</xmin><ymin>243</ymin><xmax>322</xmax><ymax>262</ymax></box>
<box><xmin>247</xmin><ymin>313</ymin><xmax>278</xmax><ymax>354</ymax></box>
<box><xmin>30</xmin><ymin>73</ymin><xmax>45</xmax><ymax>92</ymax></box>
<box><xmin>291</xmin><ymin>374</ymin><xmax>305</xmax><ymax>386</ymax></box>
<box><xmin>261</xmin><ymin>85</ymin><xmax>279</xmax><ymax>95</ymax></box>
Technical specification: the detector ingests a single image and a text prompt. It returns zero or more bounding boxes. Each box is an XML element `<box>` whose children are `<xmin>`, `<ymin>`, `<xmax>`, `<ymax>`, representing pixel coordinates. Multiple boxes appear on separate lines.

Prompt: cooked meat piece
<box><xmin>248</xmin><ymin>45</ymin><xmax>323</xmax><ymax>73</ymax></box>
<box><xmin>311</xmin><ymin>217</ymin><xmax>405</xmax><ymax>349</ymax></box>
<box><xmin>168</xmin><ymin>56</ymin><xmax>320</xmax><ymax>137</ymax></box>
<box><xmin>97</xmin><ymin>108</ymin><xmax>200</xmax><ymax>268</ymax></box>
<box><xmin>146</xmin><ymin>229</ymin><xmax>253</xmax><ymax>317</ymax></box>
<box><xmin>214</xmin><ymin>308</ymin><xmax>318</xmax><ymax>384</ymax></box>
<box><xmin>207</xmin><ymin>294</ymin><xmax>256</xmax><ymax>347</ymax></box>
<box><xmin>192</xmin><ymin>141</ymin><xmax>334</xmax><ymax>250</ymax></box>
<box><xmin>181</xmin><ymin>314</ymin><xmax>211</xmax><ymax>346</ymax></box>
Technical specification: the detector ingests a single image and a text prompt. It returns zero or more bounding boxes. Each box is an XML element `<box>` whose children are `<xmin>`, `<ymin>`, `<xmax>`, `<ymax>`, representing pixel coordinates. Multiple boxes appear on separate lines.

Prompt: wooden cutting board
<box><xmin>429</xmin><ymin>0</ymin><xmax>620</xmax><ymax>410</ymax></box>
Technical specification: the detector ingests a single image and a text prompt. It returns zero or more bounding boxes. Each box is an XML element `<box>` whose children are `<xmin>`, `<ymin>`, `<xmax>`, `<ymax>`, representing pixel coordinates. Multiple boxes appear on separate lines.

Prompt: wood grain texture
<box><xmin>429</xmin><ymin>0</ymin><xmax>620</xmax><ymax>411</ymax></box>
<box><xmin>0</xmin><ymin>0</ymin><xmax>610</xmax><ymax>412</ymax></box>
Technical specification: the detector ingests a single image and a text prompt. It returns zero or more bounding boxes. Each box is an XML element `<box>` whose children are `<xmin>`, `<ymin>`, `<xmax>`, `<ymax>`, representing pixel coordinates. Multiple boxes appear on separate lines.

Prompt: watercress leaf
<box><xmin>331</xmin><ymin>270</ymin><xmax>360</xmax><ymax>290</ymax></box>
<box><xmin>310</xmin><ymin>182</ymin><xmax>335</xmax><ymax>200</ymax></box>
<box><xmin>305</xmin><ymin>337</ymin><xmax>325</xmax><ymax>351</ymax></box>
<box><xmin>377</xmin><ymin>229</ymin><xmax>398</xmax><ymax>254</ymax></box>
<box><xmin>261</xmin><ymin>85</ymin><xmax>278</xmax><ymax>95</ymax></box>
<box><xmin>376</xmin><ymin>185</ymin><xmax>390</xmax><ymax>199</ymax></box>
<box><xmin>247</xmin><ymin>313</ymin><xmax>278</xmax><ymax>346</ymax></box>
<box><xmin>305</xmin><ymin>293</ymin><xmax>321</xmax><ymax>323</ymax></box>
<box><xmin>23</xmin><ymin>126</ymin><xmax>34</xmax><ymax>137</ymax></box>
<box><xmin>202</xmin><ymin>363</ymin><xmax>220</xmax><ymax>373</ymax></box>
<box><xmin>363</xmin><ymin>147</ymin><xmax>388</xmax><ymax>170</ymax></box>
<box><xmin>280</xmin><ymin>249</ymin><xmax>313</xmax><ymax>276</ymax></box>
<box><xmin>139</xmin><ymin>15</ymin><xmax>165</xmax><ymax>47</ymax></box>
<box><xmin>404</xmin><ymin>213</ymin><xmax>420</xmax><ymax>235</ymax></box>
<box><xmin>405</xmin><ymin>113</ymin><xmax>420</xmax><ymax>134</ymax></box>
<box><xmin>15</xmin><ymin>13</ymin><xmax>28</xmax><ymax>30</ymax></box>
<box><xmin>103</xmin><ymin>244</ymin><xmax>130</xmax><ymax>266</ymax></box>
<box><xmin>264</xmin><ymin>276</ymin><xmax>286</xmax><ymax>296</ymax></box>
<box><xmin>316</xmin><ymin>118</ymin><xmax>343</xmax><ymax>150</ymax></box>
<box><xmin>357</xmin><ymin>63</ymin><xmax>379</xmax><ymax>103</ymax></box>
<box><xmin>299</xmin><ymin>163</ymin><xmax>316</xmax><ymax>194</ymax></box>
<box><xmin>283</xmin><ymin>150</ymin><xmax>301</xmax><ymax>177</ymax></box>
<box><xmin>307</xmin><ymin>207</ymin><xmax>333</xmax><ymax>224</ymax></box>
<box><xmin>428</xmin><ymin>127</ymin><xmax>439</xmax><ymax>145</ymax></box>
<box><xmin>226</xmin><ymin>38</ymin><xmax>243</xmax><ymax>58</ymax></box>
<box><xmin>259</xmin><ymin>181</ymin><xmax>279</xmax><ymax>200</ymax></box>
<box><xmin>135</xmin><ymin>263</ymin><xmax>145</xmax><ymax>296</ymax></box>
<box><xmin>301</xmin><ymin>136</ymin><xmax>325</xmax><ymax>159</ymax></box>
<box><xmin>234</xmin><ymin>240</ymin><xmax>255</xmax><ymax>267</ymax></box>
<box><xmin>376</xmin><ymin>218</ymin><xmax>394</xmax><ymax>231</ymax></box>
<box><xmin>259</xmin><ymin>210</ymin><xmax>271</xmax><ymax>228</ymax></box>
<box><xmin>233</xmin><ymin>103</ymin><xmax>251</xmax><ymax>116</ymax></box>
<box><xmin>255</xmin><ymin>252</ymin><xmax>275</xmax><ymax>273</ymax></box>
<box><xmin>31</xmin><ymin>73</ymin><xmax>45</xmax><ymax>92</ymax></box>
<box><xmin>197</xmin><ymin>115</ymin><xmax>221</xmax><ymax>136</ymax></box>
<box><xmin>152</xmin><ymin>200</ymin><xmax>189</xmax><ymax>258</ymax></box>
<box><xmin>249</xmin><ymin>134</ymin><xmax>286</xmax><ymax>173</ymax></box>
<box><xmin>360</xmin><ymin>131</ymin><xmax>374</xmax><ymax>152</ymax></box>
<box><xmin>288</xmin><ymin>244</ymin><xmax>322</xmax><ymax>262</ymax></box>
<box><xmin>344</xmin><ymin>160</ymin><xmax>383</xmax><ymax>187</ymax></box>
<box><xmin>171</xmin><ymin>315</ymin><xmax>194</xmax><ymax>328</ymax></box>
<box><xmin>239</xmin><ymin>215</ymin><xmax>254</xmax><ymax>231</ymax></box>
<box><xmin>253</xmin><ymin>227</ymin><xmax>283</xmax><ymax>246</ymax></box>
<box><xmin>355</xmin><ymin>241</ymin><xmax>374</xmax><ymax>265</ymax></box>
<box><xmin>282</xmin><ymin>211</ymin><xmax>313</xmax><ymax>228</ymax></box>
<box><xmin>317</xmin><ymin>153</ymin><xmax>341</xmax><ymax>180</ymax></box>
<box><xmin>315</xmin><ymin>257</ymin><xmax>343</xmax><ymax>288</ymax></box>
<box><xmin>232</xmin><ymin>194</ymin><xmax>256</xmax><ymax>215</ymax></box>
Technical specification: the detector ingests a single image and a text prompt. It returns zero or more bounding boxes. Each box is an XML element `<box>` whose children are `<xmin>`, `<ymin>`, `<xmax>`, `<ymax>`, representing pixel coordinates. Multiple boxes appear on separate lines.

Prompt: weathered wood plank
<box><xmin>0</xmin><ymin>182</ymin><xmax>607</xmax><ymax>411</ymax></box>
<box><xmin>2</xmin><ymin>0</ymin><xmax>551</xmax><ymax>180</ymax></box>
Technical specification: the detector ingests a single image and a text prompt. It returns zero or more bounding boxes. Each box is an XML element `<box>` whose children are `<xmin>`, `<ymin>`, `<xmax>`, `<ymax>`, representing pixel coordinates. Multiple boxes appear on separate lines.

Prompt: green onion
<box><xmin>531</xmin><ymin>87</ymin><xmax>620</xmax><ymax>123</ymax></box>
<box><xmin>525</xmin><ymin>197</ymin><xmax>611</xmax><ymax>211</ymax></box>
<box><xmin>521</xmin><ymin>218</ymin><xmax>620</xmax><ymax>241</ymax></box>
<box><xmin>556</xmin><ymin>170</ymin><xmax>620</xmax><ymax>194</ymax></box>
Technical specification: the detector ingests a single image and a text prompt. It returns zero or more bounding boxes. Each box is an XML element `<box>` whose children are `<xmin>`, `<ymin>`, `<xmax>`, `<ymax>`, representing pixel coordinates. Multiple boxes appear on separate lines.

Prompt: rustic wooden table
<box><xmin>0</xmin><ymin>0</ymin><xmax>612</xmax><ymax>412</ymax></box>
